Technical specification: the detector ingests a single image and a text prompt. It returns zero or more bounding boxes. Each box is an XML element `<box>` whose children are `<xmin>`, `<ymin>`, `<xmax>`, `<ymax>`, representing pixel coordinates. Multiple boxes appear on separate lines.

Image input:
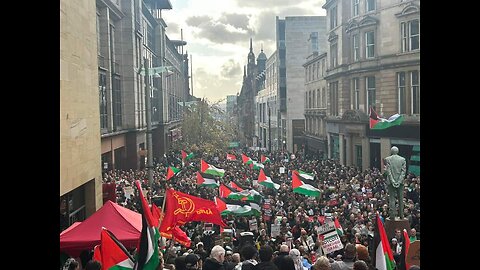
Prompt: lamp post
<box><xmin>144</xmin><ymin>58</ymin><xmax>154</xmax><ymax>187</ymax></box>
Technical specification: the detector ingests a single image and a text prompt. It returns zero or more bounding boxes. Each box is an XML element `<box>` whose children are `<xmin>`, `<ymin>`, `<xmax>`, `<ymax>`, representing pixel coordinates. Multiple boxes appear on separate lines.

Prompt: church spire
<box><xmin>249</xmin><ymin>38</ymin><xmax>253</xmax><ymax>53</ymax></box>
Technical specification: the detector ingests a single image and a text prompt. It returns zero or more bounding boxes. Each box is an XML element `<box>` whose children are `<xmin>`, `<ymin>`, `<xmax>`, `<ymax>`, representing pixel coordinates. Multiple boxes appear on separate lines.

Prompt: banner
<box><xmin>316</xmin><ymin>221</ymin><xmax>343</xmax><ymax>254</ymax></box>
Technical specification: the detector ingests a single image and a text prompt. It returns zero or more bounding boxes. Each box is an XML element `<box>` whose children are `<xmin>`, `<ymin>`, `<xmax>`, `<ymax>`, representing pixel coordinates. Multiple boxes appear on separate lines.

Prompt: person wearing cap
<box><xmin>195</xmin><ymin>242</ymin><xmax>208</xmax><ymax>265</ymax></box>
<box><xmin>186</xmin><ymin>254</ymin><xmax>201</xmax><ymax>270</ymax></box>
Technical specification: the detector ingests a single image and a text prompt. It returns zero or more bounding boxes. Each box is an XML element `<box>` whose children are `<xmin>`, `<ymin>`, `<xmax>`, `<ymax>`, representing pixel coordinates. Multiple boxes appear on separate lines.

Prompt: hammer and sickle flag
<box><xmin>160</xmin><ymin>188</ymin><xmax>226</xmax><ymax>235</ymax></box>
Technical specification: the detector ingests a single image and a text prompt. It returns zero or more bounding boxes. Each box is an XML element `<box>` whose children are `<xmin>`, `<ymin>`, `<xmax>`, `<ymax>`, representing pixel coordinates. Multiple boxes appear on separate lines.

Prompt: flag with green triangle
<box><xmin>94</xmin><ymin>227</ymin><xmax>135</xmax><ymax>270</ymax></box>
<box><xmin>166</xmin><ymin>166</ymin><xmax>181</xmax><ymax>180</ymax></box>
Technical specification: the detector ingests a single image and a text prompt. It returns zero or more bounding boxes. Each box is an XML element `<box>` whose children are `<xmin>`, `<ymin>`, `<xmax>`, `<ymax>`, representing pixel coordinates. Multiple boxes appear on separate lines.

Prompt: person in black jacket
<box><xmin>203</xmin><ymin>245</ymin><xmax>226</xmax><ymax>270</ymax></box>
<box><xmin>273</xmin><ymin>245</ymin><xmax>295</xmax><ymax>270</ymax></box>
<box><xmin>239</xmin><ymin>245</ymin><xmax>258</xmax><ymax>270</ymax></box>
<box><xmin>253</xmin><ymin>245</ymin><xmax>279</xmax><ymax>270</ymax></box>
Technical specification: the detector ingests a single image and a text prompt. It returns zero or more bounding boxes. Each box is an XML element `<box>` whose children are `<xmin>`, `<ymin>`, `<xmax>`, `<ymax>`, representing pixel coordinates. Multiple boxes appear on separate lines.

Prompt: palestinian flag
<box><xmin>226</xmin><ymin>154</ymin><xmax>237</xmax><ymax>161</ymax></box>
<box><xmin>374</xmin><ymin>213</ymin><xmax>396</xmax><ymax>270</ymax></box>
<box><xmin>219</xmin><ymin>184</ymin><xmax>262</xmax><ymax>203</ymax></box>
<box><xmin>249</xmin><ymin>161</ymin><xmax>264</xmax><ymax>170</ymax></box>
<box><xmin>261</xmin><ymin>155</ymin><xmax>271</xmax><ymax>163</ymax></box>
<box><xmin>94</xmin><ymin>227</ymin><xmax>135</xmax><ymax>270</ymax></box>
<box><xmin>215</xmin><ymin>197</ymin><xmax>261</xmax><ymax>216</ymax></box>
<box><xmin>166</xmin><ymin>166</ymin><xmax>181</xmax><ymax>180</ymax></box>
<box><xmin>297</xmin><ymin>170</ymin><xmax>315</xmax><ymax>180</ymax></box>
<box><xmin>181</xmin><ymin>150</ymin><xmax>194</xmax><ymax>161</ymax></box>
<box><xmin>200</xmin><ymin>159</ymin><xmax>225</xmax><ymax>177</ymax></box>
<box><xmin>369</xmin><ymin>107</ymin><xmax>404</xmax><ymax>130</ymax></box>
<box><xmin>241</xmin><ymin>154</ymin><xmax>253</xmax><ymax>165</ymax></box>
<box><xmin>134</xmin><ymin>181</ymin><xmax>160</xmax><ymax>270</ymax></box>
<box><xmin>292</xmin><ymin>170</ymin><xmax>321</xmax><ymax>197</ymax></box>
<box><xmin>196</xmin><ymin>172</ymin><xmax>219</xmax><ymax>187</ymax></box>
<box><xmin>258</xmin><ymin>169</ymin><xmax>280</xmax><ymax>190</ymax></box>
<box><xmin>399</xmin><ymin>229</ymin><xmax>411</xmax><ymax>270</ymax></box>
<box><xmin>230</xmin><ymin>181</ymin><xmax>244</xmax><ymax>191</ymax></box>
<box><xmin>334</xmin><ymin>217</ymin><xmax>344</xmax><ymax>236</ymax></box>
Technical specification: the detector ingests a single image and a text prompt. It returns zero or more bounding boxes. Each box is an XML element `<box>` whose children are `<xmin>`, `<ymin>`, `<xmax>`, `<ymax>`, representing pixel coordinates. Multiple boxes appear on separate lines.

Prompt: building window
<box><xmin>411</xmin><ymin>71</ymin><xmax>420</xmax><ymax>114</ymax></box>
<box><xmin>316</xmin><ymin>62</ymin><xmax>320</xmax><ymax>79</ymax></box>
<box><xmin>330</xmin><ymin>43</ymin><xmax>338</xmax><ymax>68</ymax></box>
<box><xmin>322</xmin><ymin>87</ymin><xmax>326</xmax><ymax>108</ymax></box>
<box><xmin>352</xmin><ymin>34</ymin><xmax>359</xmax><ymax>61</ymax></box>
<box><xmin>365</xmin><ymin>31</ymin><xmax>375</xmax><ymax>58</ymax></box>
<box><xmin>366</xmin><ymin>0</ymin><xmax>376</xmax><ymax>12</ymax></box>
<box><xmin>330</xmin><ymin>82</ymin><xmax>339</xmax><ymax>116</ymax></box>
<box><xmin>352</xmin><ymin>78</ymin><xmax>360</xmax><ymax>110</ymax></box>
<box><xmin>309</xmin><ymin>91</ymin><xmax>312</xmax><ymax>109</ymax></box>
<box><xmin>397</xmin><ymin>72</ymin><xmax>406</xmax><ymax>114</ymax></box>
<box><xmin>99</xmin><ymin>73</ymin><xmax>108</xmax><ymax>129</ymax></box>
<box><xmin>353</xmin><ymin>0</ymin><xmax>359</xmax><ymax>16</ymax></box>
<box><xmin>410</xmin><ymin>20</ymin><xmax>420</xmax><ymax>50</ymax></box>
<box><xmin>366</xmin><ymin>76</ymin><xmax>376</xmax><ymax>110</ymax></box>
<box><xmin>312</xmin><ymin>64</ymin><xmax>316</xmax><ymax>80</ymax></box>
<box><xmin>112</xmin><ymin>76</ymin><xmax>122</xmax><ymax>129</ymax></box>
<box><xmin>330</xmin><ymin>6</ymin><xmax>337</xmax><ymax>29</ymax></box>
<box><xmin>96</xmin><ymin>14</ymin><xmax>101</xmax><ymax>56</ymax></box>
<box><xmin>305</xmin><ymin>92</ymin><xmax>308</xmax><ymax>108</ymax></box>
<box><xmin>317</xmin><ymin>89</ymin><xmax>320</xmax><ymax>108</ymax></box>
<box><xmin>401</xmin><ymin>19</ymin><xmax>420</xmax><ymax>52</ymax></box>
<box><xmin>309</xmin><ymin>65</ymin><xmax>312</xmax><ymax>81</ymax></box>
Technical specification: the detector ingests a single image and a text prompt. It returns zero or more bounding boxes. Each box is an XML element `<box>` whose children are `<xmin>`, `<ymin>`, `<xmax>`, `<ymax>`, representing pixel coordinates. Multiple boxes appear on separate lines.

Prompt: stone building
<box><xmin>323</xmin><ymin>0</ymin><xmax>420</xmax><ymax>170</ymax></box>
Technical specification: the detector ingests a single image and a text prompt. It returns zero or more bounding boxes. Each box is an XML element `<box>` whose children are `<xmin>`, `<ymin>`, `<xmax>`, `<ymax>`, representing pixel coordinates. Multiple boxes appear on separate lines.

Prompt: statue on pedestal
<box><xmin>384</xmin><ymin>146</ymin><xmax>406</xmax><ymax>219</ymax></box>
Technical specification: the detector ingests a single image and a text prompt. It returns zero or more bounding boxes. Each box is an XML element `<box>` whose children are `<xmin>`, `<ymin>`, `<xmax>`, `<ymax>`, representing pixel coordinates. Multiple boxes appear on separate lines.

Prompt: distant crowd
<box><xmin>62</xmin><ymin>148</ymin><xmax>420</xmax><ymax>270</ymax></box>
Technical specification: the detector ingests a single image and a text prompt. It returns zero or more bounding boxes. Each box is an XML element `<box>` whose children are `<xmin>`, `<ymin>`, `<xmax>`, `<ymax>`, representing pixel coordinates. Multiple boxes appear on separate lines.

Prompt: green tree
<box><xmin>174</xmin><ymin>99</ymin><xmax>236</xmax><ymax>153</ymax></box>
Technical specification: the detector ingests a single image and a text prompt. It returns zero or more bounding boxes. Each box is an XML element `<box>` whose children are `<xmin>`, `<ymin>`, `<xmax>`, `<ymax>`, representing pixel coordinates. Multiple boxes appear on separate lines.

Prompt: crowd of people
<box><xmin>62</xmin><ymin>148</ymin><xmax>421</xmax><ymax>270</ymax></box>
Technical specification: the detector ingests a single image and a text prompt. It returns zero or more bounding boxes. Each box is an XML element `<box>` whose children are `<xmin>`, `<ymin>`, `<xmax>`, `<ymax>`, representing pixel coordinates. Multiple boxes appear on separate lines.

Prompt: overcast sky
<box><xmin>162</xmin><ymin>0</ymin><xmax>326</xmax><ymax>103</ymax></box>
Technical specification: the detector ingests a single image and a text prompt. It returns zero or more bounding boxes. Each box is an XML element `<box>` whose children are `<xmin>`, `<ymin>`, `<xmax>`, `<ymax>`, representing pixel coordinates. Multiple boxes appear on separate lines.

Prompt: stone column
<box><xmin>346</xmin><ymin>134</ymin><xmax>352</xmax><ymax>166</ymax></box>
<box><xmin>361</xmin><ymin>136</ymin><xmax>370</xmax><ymax>170</ymax></box>
<box><xmin>339</xmin><ymin>134</ymin><xmax>345</xmax><ymax>165</ymax></box>
<box><xmin>327</xmin><ymin>133</ymin><xmax>332</xmax><ymax>159</ymax></box>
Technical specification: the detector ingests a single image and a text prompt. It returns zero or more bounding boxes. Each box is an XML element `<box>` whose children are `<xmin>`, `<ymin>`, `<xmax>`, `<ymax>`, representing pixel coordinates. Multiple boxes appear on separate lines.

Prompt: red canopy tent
<box><xmin>60</xmin><ymin>200</ymin><xmax>142</xmax><ymax>257</ymax></box>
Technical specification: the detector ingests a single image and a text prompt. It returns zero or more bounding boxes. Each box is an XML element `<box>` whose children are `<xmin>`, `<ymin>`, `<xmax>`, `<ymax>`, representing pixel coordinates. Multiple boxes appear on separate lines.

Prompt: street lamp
<box><xmin>138</xmin><ymin>59</ymin><xmax>173</xmax><ymax>188</ymax></box>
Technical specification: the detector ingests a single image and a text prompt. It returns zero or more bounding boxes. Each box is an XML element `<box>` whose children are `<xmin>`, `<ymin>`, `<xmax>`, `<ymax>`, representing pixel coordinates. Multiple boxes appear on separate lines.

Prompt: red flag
<box><xmin>159</xmin><ymin>188</ymin><xmax>226</xmax><ymax>235</ymax></box>
<box><xmin>151</xmin><ymin>203</ymin><xmax>162</xmax><ymax>228</ymax></box>
<box><xmin>181</xmin><ymin>150</ymin><xmax>187</xmax><ymax>160</ymax></box>
<box><xmin>226</xmin><ymin>154</ymin><xmax>237</xmax><ymax>161</ymax></box>
<box><xmin>160</xmin><ymin>226</ymin><xmax>191</xmax><ymax>248</ymax></box>
<box><xmin>399</xmin><ymin>229</ymin><xmax>411</xmax><ymax>270</ymax></box>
